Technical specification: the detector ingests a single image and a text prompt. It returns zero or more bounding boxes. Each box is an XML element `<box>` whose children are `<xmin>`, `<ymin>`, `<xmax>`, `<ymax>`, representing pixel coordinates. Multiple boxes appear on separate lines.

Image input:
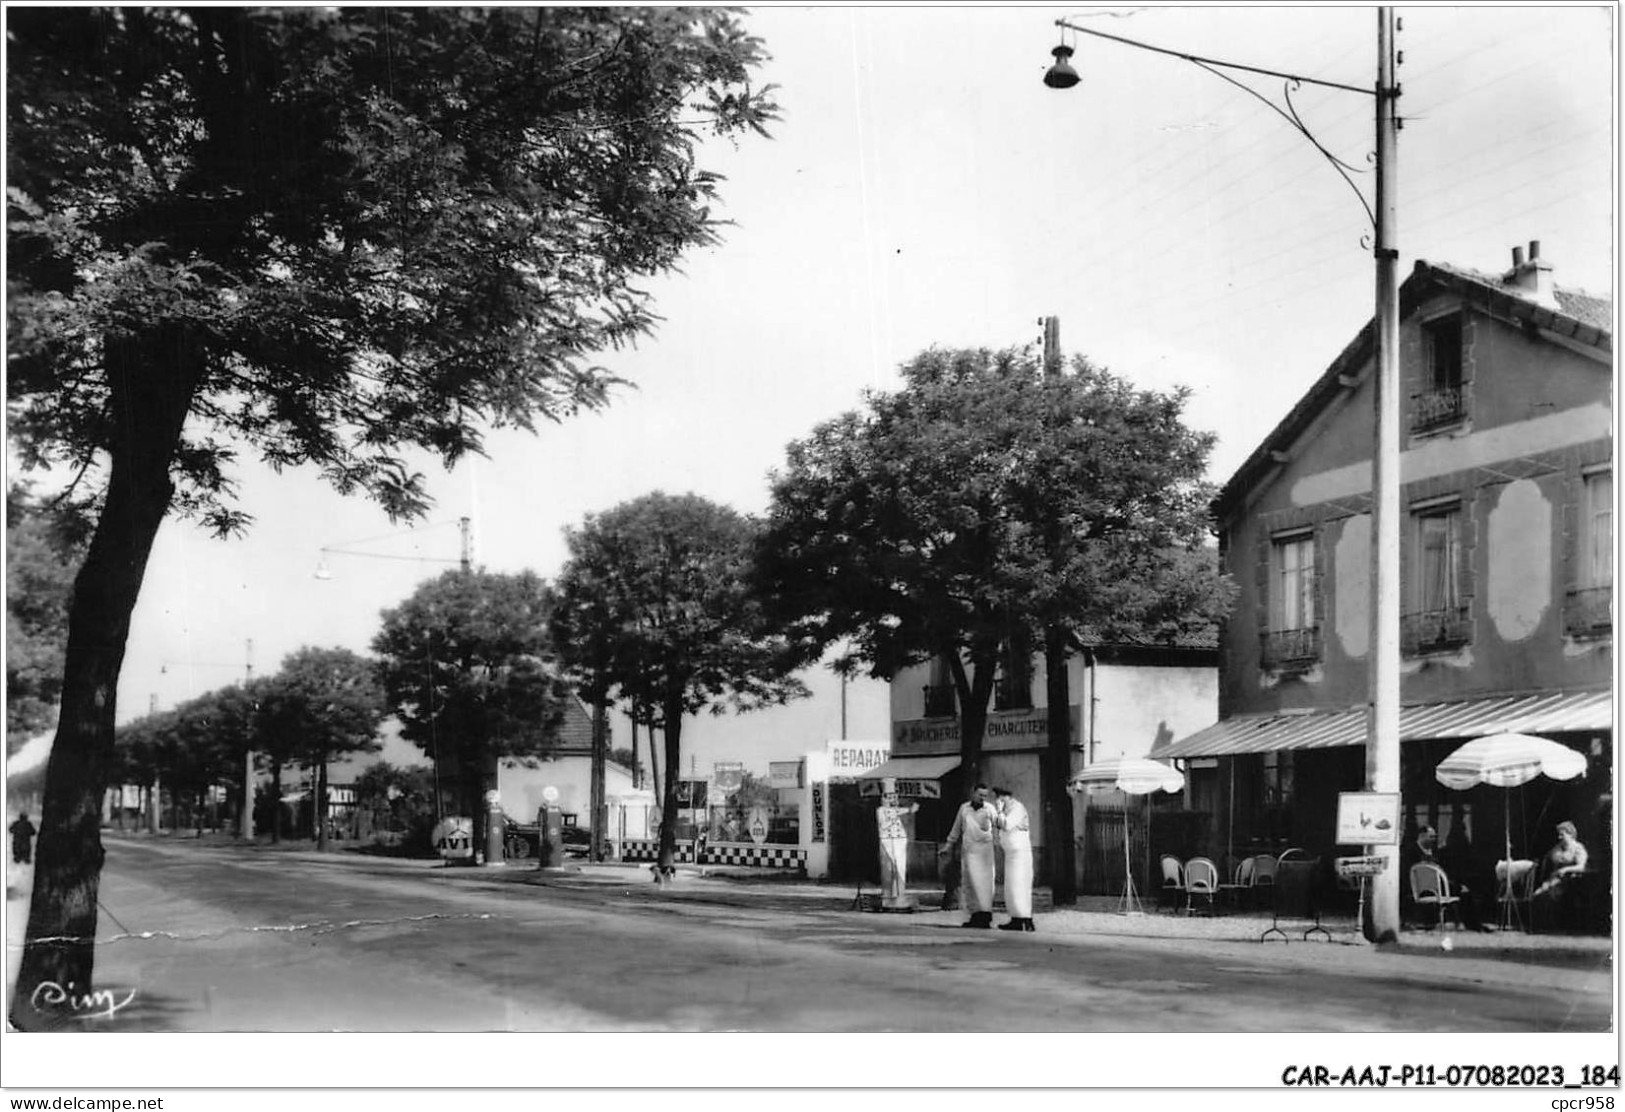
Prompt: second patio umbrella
<box><xmin>1434</xmin><ymin>732</ymin><xmax>1586</xmax><ymax>929</ymax></box>
<box><xmin>1069</xmin><ymin>757</ymin><xmax>1186</xmax><ymax>914</ymax></box>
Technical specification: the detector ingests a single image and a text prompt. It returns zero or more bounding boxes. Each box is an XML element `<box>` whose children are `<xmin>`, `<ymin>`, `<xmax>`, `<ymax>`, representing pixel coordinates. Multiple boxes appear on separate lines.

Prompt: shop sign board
<box><xmin>769</xmin><ymin>760</ymin><xmax>804</xmax><ymax>789</ymax></box>
<box><xmin>825</xmin><ymin>740</ymin><xmax>891</xmax><ymax>778</ymax></box>
<box><xmin>858</xmin><ymin>777</ymin><xmax>941</xmax><ymax>799</ymax></box>
<box><xmin>432</xmin><ymin>816</ymin><xmax>474</xmax><ymax>861</ymax></box>
<box><xmin>713</xmin><ymin>762</ymin><xmax>745</xmax><ymax>793</ymax></box>
<box><xmin>891</xmin><ymin>707</ymin><xmax>1081</xmax><ymax>756</ymax></box>
<box><xmin>1335</xmin><ymin>791</ymin><xmax>1400</xmax><ymax>845</ymax></box>
<box><xmin>811</xmin><ymin>783</ymin><xmax>826</xmax><ymax>842</ymax></box>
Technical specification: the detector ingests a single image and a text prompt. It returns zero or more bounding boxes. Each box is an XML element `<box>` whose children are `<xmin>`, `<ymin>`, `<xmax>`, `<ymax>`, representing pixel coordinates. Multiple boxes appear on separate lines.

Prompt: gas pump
<box><xmin>536</xmin><ymin>786</ymin><xmax>564</xmax><ymax>868</ymax></box>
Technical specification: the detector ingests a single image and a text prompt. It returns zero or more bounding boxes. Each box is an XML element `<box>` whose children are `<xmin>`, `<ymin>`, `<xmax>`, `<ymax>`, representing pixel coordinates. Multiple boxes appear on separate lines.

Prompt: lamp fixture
<box><xmin>1043</xmin><ymin>43</ymin><xmax>1080</xmax><ymax>89</ymax></box>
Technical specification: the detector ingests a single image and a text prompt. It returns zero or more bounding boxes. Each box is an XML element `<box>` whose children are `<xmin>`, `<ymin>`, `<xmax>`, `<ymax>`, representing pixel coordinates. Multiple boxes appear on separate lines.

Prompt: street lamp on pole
<box><xmin>1042</xmin><ymin>9</ymin><xmax>1403</xmax><ymax>943</ymax></box>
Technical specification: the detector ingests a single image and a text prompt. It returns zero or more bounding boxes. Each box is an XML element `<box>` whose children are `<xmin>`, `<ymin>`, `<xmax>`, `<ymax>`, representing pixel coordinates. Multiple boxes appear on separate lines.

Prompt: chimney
<box><xmin>1503</xmin><ymin>239</ymin><xmax>1558</xmax><ymax>309</ymax></box>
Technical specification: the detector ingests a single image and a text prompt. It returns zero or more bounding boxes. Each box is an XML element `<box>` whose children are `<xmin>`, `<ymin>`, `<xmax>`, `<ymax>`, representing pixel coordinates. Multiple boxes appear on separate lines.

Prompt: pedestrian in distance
<box><xmin>992</xmin><ymin>787</ymin><xmax>1035</xmax><ymax>932</ymax></box>
<box><xmin>945</xmin><ymin>783</ymin><xmax>997</xmax><ymax>928</ymax></box>
<box><xmin>10</xmin><ymin>811</ymin><xmax>37</xmax><ymax>865</ymax></box>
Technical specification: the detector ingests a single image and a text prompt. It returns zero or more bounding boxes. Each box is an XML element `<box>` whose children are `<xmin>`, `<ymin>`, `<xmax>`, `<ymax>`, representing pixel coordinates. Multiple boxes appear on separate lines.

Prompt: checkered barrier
<box><xmin>704</xmin><ymin>843</ymin><xmax>806</xmax><ymax>869</ymax></box>
<box><xmin>618</xmin><ymin>838</ymin><xmax>806</xmax><ymax>870</ymax></box>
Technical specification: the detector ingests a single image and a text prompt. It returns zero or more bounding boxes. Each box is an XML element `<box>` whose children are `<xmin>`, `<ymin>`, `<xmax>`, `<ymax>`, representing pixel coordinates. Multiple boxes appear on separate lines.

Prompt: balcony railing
<box><xmin>1565</xmin><ymin>585</ymin><xmax>1613</xmax><ymax>638</ymax></box>
<box><xmin>1402</xmin><ymin>605</ymin><xmax>1472</xmax><ymax>655</ymax></box>
<box><xmin>1412</xmin><ymin>386</ymin><xmax>1465</xmax><ymax>432</ymax></box>
<box><xmin>1260</xmin><ymin>627</ymin><xmax>1321</xmax><ymax>671</ymax></box>
<box><xmin>993</xmin><ymin>676</ymin><xmax>1033</xmax><ymax>712</ymax></box>
<box><xmin>922</xmin><ymin>684</ymin><xmax>956</xmax><ymax>718</ymax></box>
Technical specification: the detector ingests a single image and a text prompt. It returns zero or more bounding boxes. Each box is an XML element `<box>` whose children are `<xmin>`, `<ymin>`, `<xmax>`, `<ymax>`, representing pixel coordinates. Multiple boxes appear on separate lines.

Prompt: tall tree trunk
<box><xmin>643</xmin><ymin>710</ymin><xmax>661</xmax><ymax>806</ymax></box>
<box><xmin>1043</xmin><ymin>628</ymin><xmax>1077</xmax><ymax>905</ymax></box>
<box><xmin>11</xmin><ymin>325</ymin><xmax>203</xmax><ymax>1030</ymax></box>
<box><xmin>315</xmin><ymin>755</ymin><xmax>329</xmax><ymax>852</ymax></box>
<box><xmin>655</xmin><ymin>702</ymin><xmax>683</xmax><ymax>874</ymax></box>
<box><xmin>269</xmin><ymin>759</ymin><xmax>283</xmax><ymax>843</ymax></box>
<box><xmin>949</xmin><ymin>649</ymin><xmax>997</xmax><ymax>789</ymax></box>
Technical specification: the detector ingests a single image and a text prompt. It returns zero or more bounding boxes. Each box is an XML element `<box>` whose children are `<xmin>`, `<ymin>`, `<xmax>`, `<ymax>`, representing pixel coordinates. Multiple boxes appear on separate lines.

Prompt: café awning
<box><xmin>1157</xmin><ymin>689</ymin><xmax>1611</xmax><ymax>760</ymax></box>
<box><xmin>858</xmin><ymin>755</ymin><xmax>961</xmax><ymax>781</ymax></box>
<box><xmin>856</xmin><ymin>755</ymin><xmax>961</xmax><ymax>798</ymax></box>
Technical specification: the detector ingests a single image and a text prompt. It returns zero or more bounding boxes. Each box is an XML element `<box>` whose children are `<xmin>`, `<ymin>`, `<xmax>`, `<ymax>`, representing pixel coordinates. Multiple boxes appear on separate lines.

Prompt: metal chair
<box><xmin>1496</xmin><ymin>858</ymin><xmax>1537</xmax><ymax>932</ymax></box>
<box><xmin>1219</xmin><ymin>856</ymin><xmax>1255</xmax><ymax>910</ymax></box>
<box><xmin>1159</xmin><ymin>854</ymin><xmax>1186</xmax><ymax>911</ymax></box>
<box><xmin>1250</xmin><ymin>854</ymin><xmax>1278</xmax><ymax>909</ymax></box>
<box><xmin>1183</xmin><ymin>856</ymin><xmax>1219</xmax><ymax>915</ymax></box>
<box><xmin>1408</xmin><ymin>861</ymin><xmax>1461</xmax><ymax>929</ymax></box>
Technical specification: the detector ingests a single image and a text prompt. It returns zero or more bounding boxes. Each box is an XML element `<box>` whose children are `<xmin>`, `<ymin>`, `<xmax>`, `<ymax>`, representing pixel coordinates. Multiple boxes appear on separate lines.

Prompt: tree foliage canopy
<box><xmin>254</xmin><ymin>646</ymin><xmax>386</xmax><ymax>770</ymax></box>
<box><xmin>550</xmin><ymin>491</ymin><xmax>807</xmax><ymax>723</ymax></box>
<box><xmin>756</xmin><ymin>346</ymin><xmax>1234</xmax><ymax>776</ymax></box>
<box><xmin>5</xmin><ymin>485</ymin><xmax>87</xmax><ymax>743</ymax></box>
<box><xmin>7</xmin><ymin>6</ymin><xmax>779</xmax><ymax>530</ymax></box>
<box><xmin>372</xmin><ymin>569</ymin><xmax>570</xmax><ymax>772</ymax></box>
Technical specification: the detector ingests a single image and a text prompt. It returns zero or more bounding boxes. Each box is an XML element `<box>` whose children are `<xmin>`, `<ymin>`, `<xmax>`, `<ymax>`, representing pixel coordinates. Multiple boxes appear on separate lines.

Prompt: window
<box><xmin>1415</xmin><ymin>315</ymin><xmax>1465</xmax><ymax>431</ymax></box>
<box><xmin>1262</xmin><ymin>532</ymin><xmax>1319</xmax><ymax>668</ymax></box>
<box><xmin>923</xmin><ymin>655</ymin><xmax>956</xmax><ymax>717</ymax></box>
<box><xmin>1568</xmin><ymin>469</ymin><xmax>1613</xmax><ymax>636</ymax></box>
<box><xmin>1584</xmin><ymin>470</ymin><xmax>1613</xmax><ymax>588</ymax></box>
<box><xmin>994</xmin><ymin>630</ymin><xmax>1033</xmax><ymax>711</ymax></box>
<box><xmin>1405</xmin><ymin>503</ymin><xmax>1470</xmax><ymax>653</ymax></box>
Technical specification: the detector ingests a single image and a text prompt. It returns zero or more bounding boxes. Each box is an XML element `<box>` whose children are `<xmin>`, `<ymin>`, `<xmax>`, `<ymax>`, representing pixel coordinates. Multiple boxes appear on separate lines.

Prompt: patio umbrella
<box><xmin>1434</xmin><ymin>732</ymin><xmax>1586</xmax><ymax>929</ymax></box>
<box><xmin>1069</xmin><ymin>757</ymin><xmax>1185</xmax><ymax>914</ymax></box>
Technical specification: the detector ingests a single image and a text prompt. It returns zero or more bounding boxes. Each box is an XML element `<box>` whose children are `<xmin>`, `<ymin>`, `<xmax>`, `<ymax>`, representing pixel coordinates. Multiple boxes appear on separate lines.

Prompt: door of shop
<box><xmin>828</xmin><ymin>781</ymin><xmax>880</xmax><ymax>883</ymax></box>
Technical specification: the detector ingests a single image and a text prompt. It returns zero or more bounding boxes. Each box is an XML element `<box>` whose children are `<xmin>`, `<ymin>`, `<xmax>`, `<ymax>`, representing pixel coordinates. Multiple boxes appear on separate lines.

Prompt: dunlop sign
<box><xmin>811</xmin><ymin>783</ymin><xmax>826</xmax><ymax>842</ymax></box>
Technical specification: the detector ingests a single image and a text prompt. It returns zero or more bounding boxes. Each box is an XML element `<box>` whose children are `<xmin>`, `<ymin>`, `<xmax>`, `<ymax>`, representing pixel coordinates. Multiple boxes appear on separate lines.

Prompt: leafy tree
<box><xmin>111</xmin><ymin>712</ymin><xmax>167</xmax><ymax>832</ymax></box>
<box><xmin>550</xmin><ymin>492</ymin><xmax>807</xmax><ymax>873</ymax></box>
<box><xmin>373</xmin><ymin>570</ymin><xmax>571</xmax><ymax>859</ymax></box>
<box><xmin>6</xmin><ymin>6</ymin><xmax>775</xmax><ymax>1021</ymax></box>
<box><xmin>353</xmin><ymin>761</ymin><xmax>437</xmax><ymax>853</ymax></box>
<box><xmin>255</xmin><ymin>648</ymin><xmax>386</xmax><ymax>851</ymax></box>
<box><xmin>757</xmin><ymin>347</ymin><xmax>1232</xmax><ymax>892</ymax></box>
<box><xmin>6</xmin><ymin>485</ymin><xmax>87</xmax><ymax>746</ymax></box>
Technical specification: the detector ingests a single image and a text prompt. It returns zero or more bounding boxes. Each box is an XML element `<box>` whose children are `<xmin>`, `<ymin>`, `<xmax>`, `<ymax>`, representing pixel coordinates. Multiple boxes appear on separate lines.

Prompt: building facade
<box><xmin>1159</xmin><ymin>244</ymin><xmax>1612</xmax><ymax>918</ymax></box>
<box><xmin>878</xmin><ymin>634</ymin><xmax>1217</xmax><ymax>887</ymax></box>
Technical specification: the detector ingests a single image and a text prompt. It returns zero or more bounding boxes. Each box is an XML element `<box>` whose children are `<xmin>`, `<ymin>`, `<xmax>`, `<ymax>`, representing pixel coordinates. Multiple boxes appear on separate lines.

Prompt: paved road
<box><xmin>6</xmin><ymin>838</ymin><xmax>1612</xmax><ymax>1035</ymax></box>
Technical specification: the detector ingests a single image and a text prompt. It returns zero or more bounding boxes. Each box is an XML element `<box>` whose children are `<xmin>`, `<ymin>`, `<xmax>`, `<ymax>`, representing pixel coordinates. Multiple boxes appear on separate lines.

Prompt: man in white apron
<box><xmin>993</xmin><ymin>787</ymin><xmax>1035</xmax><ymax>931</ymax></box>
<box><xmin>945</xmin><ymin>783</ymin><xmax>996</xmax><ymax>927</ymax></box>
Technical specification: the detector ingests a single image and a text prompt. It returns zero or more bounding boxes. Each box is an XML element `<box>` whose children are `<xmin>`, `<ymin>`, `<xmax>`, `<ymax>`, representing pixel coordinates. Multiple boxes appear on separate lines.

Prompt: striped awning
<box><xmin>1157</xmin><ymin>689</ymin><xmax>1612</xmax><ymax>759</ymax></box>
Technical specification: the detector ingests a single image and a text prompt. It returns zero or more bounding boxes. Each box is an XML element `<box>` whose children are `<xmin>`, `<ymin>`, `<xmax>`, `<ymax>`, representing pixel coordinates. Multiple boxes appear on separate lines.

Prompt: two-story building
<box><xmin>1157</xmin><ymin>242</ymin><xmax>1612</xmax><ymax>905</ymax></box>
<box><xmin>874</xmin><ymin>630</ymin><xmax>1217</xmax><ymax>888</ymax></box>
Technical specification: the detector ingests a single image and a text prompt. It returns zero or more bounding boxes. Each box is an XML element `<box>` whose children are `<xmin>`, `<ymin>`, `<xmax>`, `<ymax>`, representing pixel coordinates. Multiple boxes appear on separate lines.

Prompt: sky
<box><xmin>11</xmin><ymin>4</ymin><xmax>1615</xmax><ymax>738</ymax></box>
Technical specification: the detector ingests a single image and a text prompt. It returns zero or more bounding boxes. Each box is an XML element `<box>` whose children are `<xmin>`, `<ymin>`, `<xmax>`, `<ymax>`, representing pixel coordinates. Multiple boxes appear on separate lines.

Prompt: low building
<box><xmin>877</xmin><ymin>632</ymin><xmax>1218</xmax><ymax>889</ymax></box>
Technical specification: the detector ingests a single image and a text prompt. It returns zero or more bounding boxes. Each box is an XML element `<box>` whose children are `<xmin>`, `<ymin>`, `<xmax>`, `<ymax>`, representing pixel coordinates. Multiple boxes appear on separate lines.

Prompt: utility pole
<box><xmin>459</xmin><ymin>516</ymin><xmax>472</xmax><ymax>573</ymax></box>
<box><xmin>241</xmin><ymin>639</ymin><xmax>255</xmax><ymax>841</ymax></box>
<box><xmin>1038</xmin><ymin>314</ymin><xmax>1078</xmax><ymax>906</ymax></box>
<box><xmin>1365</xmin><ymin>6</ymin><xmax>1403</xmax><ymax>943</ymax></box>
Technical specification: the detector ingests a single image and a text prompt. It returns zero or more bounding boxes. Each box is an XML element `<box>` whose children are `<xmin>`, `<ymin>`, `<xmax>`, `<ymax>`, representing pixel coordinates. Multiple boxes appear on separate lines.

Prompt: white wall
<box><xmin>1089</xmin><ymin>662</ymin><xmax>1217</xmax><ymax>761</ymax></box>
<box><xmin>498</xmin><ymin>756</ymin><xmax>636</xmax><ymax>824</ymax></box>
